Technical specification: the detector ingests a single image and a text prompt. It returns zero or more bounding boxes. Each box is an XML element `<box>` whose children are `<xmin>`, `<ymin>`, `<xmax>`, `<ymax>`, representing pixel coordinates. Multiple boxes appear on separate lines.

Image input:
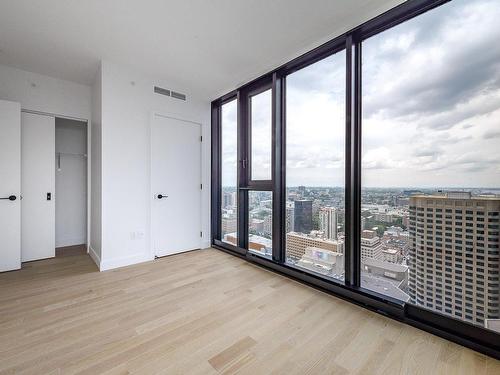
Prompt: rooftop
<box><xmin>410</xmin><ymin>192</ymin><xmax>500</xmax><ymax>201</ymax></box>
<box><xmin>363</xmin><ymin>257</ymin><xmax>409</xmax><ymax>273</ymax></box>
<box><xmin>361</xmin><ymin>273</ymin><xmax>410</xmax><ymax>302</ymax></box>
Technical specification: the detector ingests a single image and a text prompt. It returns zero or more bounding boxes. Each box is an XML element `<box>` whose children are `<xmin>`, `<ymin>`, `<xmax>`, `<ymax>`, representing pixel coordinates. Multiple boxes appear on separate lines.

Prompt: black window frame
<box><xmin>210</xmin><ymin>0</ymin><xmax>500</xmax><ymax>359</ymax></box>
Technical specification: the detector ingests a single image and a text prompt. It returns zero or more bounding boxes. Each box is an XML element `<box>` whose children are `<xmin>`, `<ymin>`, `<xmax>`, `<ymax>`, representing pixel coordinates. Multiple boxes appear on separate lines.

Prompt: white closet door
<box><xmin>151</xmin><ymin>114</ymin><xmax>202</xmax><ymax>257</ymax></box>
<box><xmin>21</xmin><ymin>112</ymin><xmax>55</xmax><ymax>262</ymax></box>
<box><xmin>0</xmin><ymin>100</ymin><xmax>21</xmax><ymax>272</ymax></box>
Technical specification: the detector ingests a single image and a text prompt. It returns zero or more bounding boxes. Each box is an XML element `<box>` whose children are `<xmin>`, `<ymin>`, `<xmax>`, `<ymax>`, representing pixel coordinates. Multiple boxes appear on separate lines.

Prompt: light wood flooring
<box><xmin>0</xmin><ymin>248</ymin><xmax>498</xmax><ymax>374</ymax></box>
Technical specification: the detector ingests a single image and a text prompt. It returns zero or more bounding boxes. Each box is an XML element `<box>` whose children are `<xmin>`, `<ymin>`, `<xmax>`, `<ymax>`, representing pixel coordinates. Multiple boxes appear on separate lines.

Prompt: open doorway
<box><xmin>55</xmin><ymin>118</ymin><xmax>88</xmax><ymax>256</ymax></box>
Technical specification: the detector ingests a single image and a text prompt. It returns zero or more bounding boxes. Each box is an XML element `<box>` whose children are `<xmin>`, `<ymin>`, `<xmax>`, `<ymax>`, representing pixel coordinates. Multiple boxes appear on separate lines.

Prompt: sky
<box><xmin>222</xmin><ymin>0</ymin><xmax>500</xmax><ymax>189</ymax></box>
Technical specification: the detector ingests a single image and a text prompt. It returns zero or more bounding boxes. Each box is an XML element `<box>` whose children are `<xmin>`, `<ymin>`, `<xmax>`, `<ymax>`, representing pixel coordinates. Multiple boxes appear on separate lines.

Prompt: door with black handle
<box><xmin>21</xmin><ymin>112</ymin><xmax>55</xmax><ymax>262</ymax></box>
<box><xmin>0</xmin><ymin>99</ymin><xmax>21</xmax><ymax>272</ymax></box>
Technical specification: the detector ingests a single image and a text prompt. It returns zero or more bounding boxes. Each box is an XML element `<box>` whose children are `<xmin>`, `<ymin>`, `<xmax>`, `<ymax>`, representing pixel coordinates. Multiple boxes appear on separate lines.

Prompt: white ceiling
<box><xmin>0</xmin><ymin>0</ymin><xmax>403</xmax><ymax>100</ymax></box>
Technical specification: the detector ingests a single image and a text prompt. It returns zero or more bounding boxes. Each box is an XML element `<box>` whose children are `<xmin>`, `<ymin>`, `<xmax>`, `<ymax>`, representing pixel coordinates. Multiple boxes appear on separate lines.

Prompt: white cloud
<box><xmin>221</xmin><ymin>0</ymin><xmax>500</xmax><ymax>189</ymax></box>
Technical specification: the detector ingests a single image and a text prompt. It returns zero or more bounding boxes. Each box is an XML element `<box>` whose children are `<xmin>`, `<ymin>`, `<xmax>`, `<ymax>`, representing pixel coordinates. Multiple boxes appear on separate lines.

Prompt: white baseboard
<box><xmin>99</xmin><ymin>253</ymin><xmax>153</xmax><ymax>272</ymax></box>
<box><xmin>56</xmin><ymin>237</ymin><xmax>87</xmax><ymax>248</ymax></box>
<box><xmin>88</xmin><ymin>245</ymin><xmax>101</xmax><ymax>269</ymax></box>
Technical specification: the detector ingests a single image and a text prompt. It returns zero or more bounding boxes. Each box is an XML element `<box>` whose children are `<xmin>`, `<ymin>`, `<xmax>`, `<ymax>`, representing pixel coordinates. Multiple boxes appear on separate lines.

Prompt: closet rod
<box><xmin>21</xmin><ymin>108</ymin><xmax>89</xmax><ymax>123</ymax></box>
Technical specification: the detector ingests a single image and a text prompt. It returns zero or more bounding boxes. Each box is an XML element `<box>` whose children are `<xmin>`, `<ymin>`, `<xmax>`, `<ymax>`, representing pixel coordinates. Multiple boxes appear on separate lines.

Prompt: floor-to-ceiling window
<box><xmin>250</xmin><ymin>89</ymin><xmax>272</xmax><ymax>181</ymax></box>
<box><xmin>246</xmin><ymin>87</ymin><xmax>274</xmax><ymax>259</ymax></box>
<box><xmin>212</xmin><ymin>0</ymin><xmax>500</xmax><ymax>355</ymax></box>
<box><xmin>221</xmin><ymin>99</ymin><xmax>238</xmax><ymax>245</ymax></box>
<box><xmin>360</xmin><ymin>0</ymin><xmax>500</xmax><ymax>330</ymax></box>
<box><xmin>285</xmin><ymin>51</ymin><xmax>346</xmax><ymax>281</ymax></box>
<box><xmin>248</xmin><ymin>191</ymin><xmax>273</xmax><ymax>258</ymax></box>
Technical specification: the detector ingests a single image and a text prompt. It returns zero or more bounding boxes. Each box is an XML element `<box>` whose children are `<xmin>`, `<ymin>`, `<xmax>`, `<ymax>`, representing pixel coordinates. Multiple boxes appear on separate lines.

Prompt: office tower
<box><xmin>223</xmin><ymin>191</ymin><xmax>234</xmax><ymax>208</ymax></box>
<box><xmin>294</xmin><ymin>200</ymin><xmax>313</xmax><ymax>233</ymax></box>
<box><xmin>264</xmin><ymin>215</ymin><xmax>272</xmax><ymax>236</ymax></box>
<box><xmin>402</xmin><ymin>214</ymin><xmax>410</xmax><ymax>228</ymax></box>
<box><xmin>319</xmin><ymin>207</ymin><xmax>337</xmax><ymax>240</ymax></box>
<box><xmin>374</xmin><ymin>212</ymin><xmax>393</xmax><ymax>223</ymax></box>
<box><xmin>408</xmin><ymin>192</ymin><xmax>500</xmax><ymax>326</ymax></box>
<box><xmin>360</xmin><ymin>229</ymin><xmax>383</xmax><ymax>260</ymax></box>
<box><xmin>249</xmin><ymin>218</ymin><xmax>264</xmax><ymax>233</ymax></box>
<box><xmin>221</xmin><ymin>215</ymin><xmax>237</xmax><ymax>234</ymax></box>
<box><xmin>381</xmin><ymin>248</ymin><xmax>402</xmax><ymax>263</ymax></box>
<box><xmin>286</xmin><ymin>232</ymin><xmax>344</xmax><ymax>260</ymax></box>
<box><xmin>286</xmin><ymin>203</ymin><xmax>295</xmax><ymax>233</ymax></box>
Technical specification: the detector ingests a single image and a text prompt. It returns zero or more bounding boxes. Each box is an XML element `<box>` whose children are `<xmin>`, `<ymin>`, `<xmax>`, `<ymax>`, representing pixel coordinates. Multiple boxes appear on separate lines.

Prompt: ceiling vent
<box><xmin>154</xmin><ymin>86</ymin><xmax>187</xmax><ymax>101</ymax></box>
<box><xmin>171</xmin><ymin>91</ymin><xmax>186</xmax><ymax>101</ymax></box>
<box><xmin>154</xmin><ymin>86</ymin><xmax>171</xmax><ymax>97</ymax></box>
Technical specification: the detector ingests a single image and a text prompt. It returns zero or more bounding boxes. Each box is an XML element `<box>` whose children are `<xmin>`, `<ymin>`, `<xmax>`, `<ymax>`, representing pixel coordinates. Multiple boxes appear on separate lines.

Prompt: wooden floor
<box><xmin>0</xmin><ymin>249</ymin><xmax>498</xmax><ymax>375</ymax></box>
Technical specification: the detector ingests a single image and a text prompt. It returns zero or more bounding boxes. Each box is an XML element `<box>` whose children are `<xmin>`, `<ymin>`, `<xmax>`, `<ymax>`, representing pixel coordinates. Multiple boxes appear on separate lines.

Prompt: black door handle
<box><xmin>0</xmin><ymin>195</ymin><xmax>17</xmax><ymax>201</ymax></box>
<box><xmin>157</xmin><ymin>194</ymin><xmax>168</xmax><ymax>199</ymax></box>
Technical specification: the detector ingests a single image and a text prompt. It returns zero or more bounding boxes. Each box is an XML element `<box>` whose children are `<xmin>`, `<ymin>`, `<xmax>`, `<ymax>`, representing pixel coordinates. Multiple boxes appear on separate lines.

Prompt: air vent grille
<box><xmin>154</xmin><ymin>86</ymin><xmax>187</xmax><ymax>101</ymax></box>
<box><xmin>154</xmin><ymin>86</ymin><xmax>171</xmax><ymax>96</ymax></box>
<box><xmin>171</xmin><ymin>91</ymin><xmax>186</xmax><ymax>101</ymax></box>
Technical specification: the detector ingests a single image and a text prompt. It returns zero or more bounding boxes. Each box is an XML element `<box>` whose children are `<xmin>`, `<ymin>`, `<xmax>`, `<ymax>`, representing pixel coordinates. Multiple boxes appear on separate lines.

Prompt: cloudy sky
<box><xmin>223</xmin><ymin>0</ymin><xmax>500</xmax><ymax>189</ymax></box>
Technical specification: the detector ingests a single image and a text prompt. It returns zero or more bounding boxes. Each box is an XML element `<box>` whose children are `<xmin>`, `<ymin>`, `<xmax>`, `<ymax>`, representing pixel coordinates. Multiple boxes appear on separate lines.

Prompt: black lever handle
<box><xmin>157</xmin><ymin>194</ymin><xmax>168</xmax><ymax>199</ymax></box>
<box><xmin>0</xmin><ymin>195</ymin><xmax>17</xmax><ymax>201</ymax></box>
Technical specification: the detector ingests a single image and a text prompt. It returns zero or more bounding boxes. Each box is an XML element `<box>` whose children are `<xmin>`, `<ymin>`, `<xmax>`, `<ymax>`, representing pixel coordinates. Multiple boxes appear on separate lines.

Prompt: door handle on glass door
<box><xmin>157</xmin><ymin>194</ymin><xmax>168</xmax><ymax>199</ymax></box>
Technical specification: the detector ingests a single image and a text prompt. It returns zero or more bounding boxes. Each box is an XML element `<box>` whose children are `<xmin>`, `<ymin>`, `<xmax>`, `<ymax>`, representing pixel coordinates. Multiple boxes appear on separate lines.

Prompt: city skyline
<box><xmin>222</xmin><ymin>185</ymin><xmax>500</xmax><ymax>190</ymax></box>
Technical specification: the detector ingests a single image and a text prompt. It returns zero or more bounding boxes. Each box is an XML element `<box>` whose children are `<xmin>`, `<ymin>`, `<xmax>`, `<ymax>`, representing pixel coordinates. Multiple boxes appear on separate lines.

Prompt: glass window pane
<box><xmin>285</xmin><ymin>51</ymin><xmax>346</xmax><ymax>282</ymax></box>
<box><xmin>248</xmin><ymin>191</ymin><xmax>273</xmax><ymax>259</ymax></box>
<box><xmin>361</xmin><ymin>0</ymin><xmax>500</xmax><ymax>331</ymax></box>
<box><xmin>250</xmin><ymin>89</ymin><xmax>272</xmax><ymax>180</ymax></box>
<box><xmin>221</xmin><ymin>100</ymin><xmax>238</xmax><ymax>245</ymax></box>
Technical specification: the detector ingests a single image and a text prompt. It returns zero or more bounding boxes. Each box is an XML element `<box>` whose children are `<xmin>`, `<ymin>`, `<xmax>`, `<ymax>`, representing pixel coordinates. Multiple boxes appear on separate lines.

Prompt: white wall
<box><xmin>0</xmin><ymin>64</ymin><xmax>91</xmax><ymax>120</ymax></box>
<box><xmin>90</xmin><ymin>65</ymin><xmax>102</xmax><ymax>264</ymax></box>
<box><xmin>99</xmin><ymin>60</ymin><xmax>211</xmax><ymax>271</ymax></box>
<box><xmin>55</xmin><ymin>118</ymin><xmax>87</xmax><ymax>248</ymax></box>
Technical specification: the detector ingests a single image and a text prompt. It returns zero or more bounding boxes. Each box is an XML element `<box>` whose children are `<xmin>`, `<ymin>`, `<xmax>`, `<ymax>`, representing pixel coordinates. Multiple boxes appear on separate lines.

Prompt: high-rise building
<box><xmin>381</xmin><ymin>248</ymin><xmax>402</xmax><ymax>263</ymax></box>
<box><xmin>221</xmin><ymin>215</ymin><xmax>237</xmax><ymax>234</ymax></box>
<box><xmin>286</xmin><ymin>203</ymin><xmax>295</xmax><ymax>233</ymax></box>
<box><xmin>360</xmin><ymin>229</ymin><xmax>383</xmax><ymax>260</ymax></box>
<box><xmin>249</xmin><ymin>218</ymin><xmax>264</xmax><ymax>233</ymax></box>
<box><xmin>402</xmin><ymin>214</ymin><xmax>410</xmax><ymax>228</ymax></box>
<box><xmin>294</xmin><ymin>200</ymin><xmax>312</xmax><ymax>233</ymax></box>
<box><xmin>223</xmin><ymin>191</ymin><xmax>234</xmax><ymax>208</ymax></box>
<box><xmin>319</xmin><ymin>207</ymin><xmax>337</xmax><ymax>240</ymax></box>
<box><xmin>408</xmin><ymin>192</ymin><xmax>500</xmax><ymax>326</ymax></box>
<box><xmin>264</xmin><ymin>215</ymin><xmax>272</xmax><ymax>236</ymax></box>
<box><xmin>286</xmin><ymin>232</ymin><xmax>344</xmax><ymax>260</ymax></box>
<box><xmin>361</xmin><ymin>216</ymin><xmax>367</xmax><ymax>231</ymax></box>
